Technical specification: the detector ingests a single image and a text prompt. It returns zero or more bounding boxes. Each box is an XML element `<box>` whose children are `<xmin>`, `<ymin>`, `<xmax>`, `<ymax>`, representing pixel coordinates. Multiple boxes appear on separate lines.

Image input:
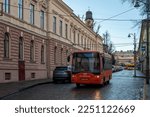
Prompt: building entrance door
<box><xmin>18</xmin><ymin>61</ymin><xmax>25</xmax><ymax>81</ymax></box>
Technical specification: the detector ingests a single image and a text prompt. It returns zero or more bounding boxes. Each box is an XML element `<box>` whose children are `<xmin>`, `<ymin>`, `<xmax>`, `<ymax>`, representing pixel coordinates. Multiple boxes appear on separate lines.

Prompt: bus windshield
<box><xmin>72</xmin><ymin>52</ymin><xmax>100</xmax><ymax>74</ymax></box>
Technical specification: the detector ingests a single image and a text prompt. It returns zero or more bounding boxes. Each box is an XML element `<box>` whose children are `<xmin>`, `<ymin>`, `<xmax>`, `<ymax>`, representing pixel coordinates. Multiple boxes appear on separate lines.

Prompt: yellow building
<box><xmin>0</xmin><ymin>0</ymin><xmax>103</xmax><ymax>83</ymax></box>
<box><xmin>114</xmin><ymin>50</ymin><xmax>134</xmax><ymax>65</ymax></box>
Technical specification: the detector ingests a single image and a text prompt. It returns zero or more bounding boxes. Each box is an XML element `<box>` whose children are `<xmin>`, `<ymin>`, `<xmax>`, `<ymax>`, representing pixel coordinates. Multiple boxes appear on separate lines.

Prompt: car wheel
<box><xmin>76</xmin><ymin>83</ymin><xmax>80</xmax><ymax>87</ymax></box>
<box><xmin>53</xmin><ymin>80</ymin><xmax>57</xmax><ymax>83</ymax></box>
<box><xmin>68</xmin><ymin>78</ymin><xmax>71</xmax><ymax>83</ymax></box>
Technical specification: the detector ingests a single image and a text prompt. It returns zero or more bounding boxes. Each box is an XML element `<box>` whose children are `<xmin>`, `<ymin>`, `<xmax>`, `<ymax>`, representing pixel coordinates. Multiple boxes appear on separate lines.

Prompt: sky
<box><xmin>63</xmin><ymin>0</ymin><xmax>145</xmax><ymax>51</ymax></box>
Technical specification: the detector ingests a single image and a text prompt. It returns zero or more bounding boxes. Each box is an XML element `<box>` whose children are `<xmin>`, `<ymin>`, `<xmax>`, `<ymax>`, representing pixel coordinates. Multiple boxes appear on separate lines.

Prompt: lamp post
<box><xmin>128</xmin><ymin>33</ymin><xmax>137</xmax><ymax>77</ymax></box>
<box><xmin>134</xmin><ymin>0</ymin><xmax>149</xmax><ymax>84</ymax></box>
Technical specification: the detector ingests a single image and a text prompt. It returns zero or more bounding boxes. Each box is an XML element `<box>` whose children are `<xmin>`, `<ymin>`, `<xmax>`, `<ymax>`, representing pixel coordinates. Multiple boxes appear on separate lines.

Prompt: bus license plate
<box><xmin>80</xmin><ymin>78</ymin><xmax>88</xmax><ymax>81</ymax></box>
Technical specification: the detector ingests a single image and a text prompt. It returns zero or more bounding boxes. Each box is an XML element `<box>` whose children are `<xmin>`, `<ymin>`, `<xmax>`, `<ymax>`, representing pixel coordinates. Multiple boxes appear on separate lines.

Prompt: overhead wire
<box><xmin>2</xmin><ymin>3</ymin><xmax>141</xmax><ymax>22</ymax></box>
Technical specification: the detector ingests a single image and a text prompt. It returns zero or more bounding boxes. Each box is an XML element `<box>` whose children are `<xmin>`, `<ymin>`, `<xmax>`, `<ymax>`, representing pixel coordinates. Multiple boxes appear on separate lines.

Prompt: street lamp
<box><xmin>134</xmin><ymin>0</ymin><xmax>149</xmax><ymax>84</ymax></box>
<box><xmin>128</xmin><ymin>33</ymin><xmax>137</xmax><ymax>77</ymax></box>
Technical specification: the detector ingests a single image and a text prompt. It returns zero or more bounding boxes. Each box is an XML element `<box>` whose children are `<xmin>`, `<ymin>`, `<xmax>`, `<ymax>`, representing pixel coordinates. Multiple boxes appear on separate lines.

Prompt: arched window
<box><xmin>41</xmin><ymin>45</ymin><xmax>44</xmax><ymax>63</ymax></box>
<box><xmin>54</xmin><ymin>46</ymin><xmax>57</xmax><ymax>64</ymax></box>
<box><xmin>61</xmin><ymin>48</ymin><xmax>63</xmax><ymax>65</ymax></box>
<box><xmin>19</xmin><ymin>37</ymin><xmax>24</xmax><ymax>60</ymax></box>
<box><xmin>30</xmin><ymin>40</ymin><xmax>34</xmax><ymax>62</ymax></box>
<box><xmin>4</xmin><ymin>33</ymin><xmax>10</xmax><ymax>58</ymax></box>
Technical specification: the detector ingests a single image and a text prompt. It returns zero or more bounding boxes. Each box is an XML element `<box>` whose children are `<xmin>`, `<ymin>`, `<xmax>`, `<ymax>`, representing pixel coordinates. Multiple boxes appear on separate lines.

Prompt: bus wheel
<box><xmin>102</xmin><ymin>78</ymin><xmax>105</xmax><ymax>86</ymax></box>
<box><xmin>107</xmin><ymin>75</ymin><xmax>111</xmax><ymax>84</ymax></box>
<box><xmin>76</xmin><ymin>83</ymin><xmax>80</xmax><ymax>87</ymax></box>
<box><xmin>107</xmin><ymin>80</ymin><xmax>110</xmax><ymax>84</ymax></box>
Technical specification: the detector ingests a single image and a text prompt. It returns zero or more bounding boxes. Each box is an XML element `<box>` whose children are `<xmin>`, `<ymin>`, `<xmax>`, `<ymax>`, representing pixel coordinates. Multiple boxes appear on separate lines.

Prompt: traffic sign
<box><xmin>141</xmin><ymin>46</ymin><xmax>145</xmax><ymax>51</ymax></box>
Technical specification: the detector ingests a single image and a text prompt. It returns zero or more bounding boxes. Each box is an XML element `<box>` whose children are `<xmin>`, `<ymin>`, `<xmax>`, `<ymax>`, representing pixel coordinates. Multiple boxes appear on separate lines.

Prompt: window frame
<box><xmin>30</xmin><ymin>40</ymin><xmax>35</xmax><ymax>62</ymax></box>
<box><xmin>30</xmin><ymin>4</ymin><xmax>34</xmax><ymax>24</ymax></box>
<box><xmin>4</xmin><ymin>32</ymin><xmax>10</xmax><ymax>58</ymax></box>
<box><xmin>53</xmin><ymin>16</ymin><xmax>56</xmax><ymax>33</ymax></box>
<box><xmin>65</xmin><ymin>23</ymin><xmax>68</xmax><ymax>39</ymax></box>
<box><xmin>40</xmin><ymin>10</ymin><xmax>44</xmax><ymax>29</ymax></box>
<box><xmin>59</xmin><ymin>20</ymin><xmax>63</xmax><ymax>36</ymax></box>
<box><xmin>18</xmin><ymin>0</ymin><xmax>23</xmax><ymax>20</ymax></box>
<box><xmin>3</xmin><ymin>0</ymin><xmax>10</xmax><ymax>14</ymax></box>
<box><xmin>19</xmin><ymin>37</ymin><xmax>24</xmax><ymax>60</ymax></box>
<box><xmin>41</xmin><ymin>44</ymin><xmax>44</xmax><ymax>64</ymax></box>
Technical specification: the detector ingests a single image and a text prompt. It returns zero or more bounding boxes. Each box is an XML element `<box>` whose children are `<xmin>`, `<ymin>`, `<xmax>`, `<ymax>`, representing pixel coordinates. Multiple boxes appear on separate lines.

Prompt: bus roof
<box><xmin>73</xmin><ymin>50</ymin><xmax>100</xmax><ymax>53</ymax></box>
<box><xmin>73</xmin><ymin>50</ymin><xmax>111</xmax><ymax>58</ymax></box>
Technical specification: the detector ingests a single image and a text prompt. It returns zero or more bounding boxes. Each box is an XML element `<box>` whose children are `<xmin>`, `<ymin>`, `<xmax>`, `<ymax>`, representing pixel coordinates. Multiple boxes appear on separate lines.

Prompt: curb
<box><xmin>143</xmin><ymin>79</ymin><xmax>149</xmax><ymax>100</ymax></box>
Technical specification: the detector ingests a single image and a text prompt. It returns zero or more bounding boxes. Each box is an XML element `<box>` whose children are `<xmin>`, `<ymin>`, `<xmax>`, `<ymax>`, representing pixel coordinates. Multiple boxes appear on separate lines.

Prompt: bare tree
<box><xmin>121</xmin><ymin>0</ymin><xmax>147</xmax><ymax>16</ymax></box>
<box><xmin>103</xmin><ymin>31</ymin><xmax>115</xmax><ymax>54</ymax></box>
<box><xmin>108</xmin><ymin>41</ymin><xmax>115</xmax><ymax>54</ymax></box>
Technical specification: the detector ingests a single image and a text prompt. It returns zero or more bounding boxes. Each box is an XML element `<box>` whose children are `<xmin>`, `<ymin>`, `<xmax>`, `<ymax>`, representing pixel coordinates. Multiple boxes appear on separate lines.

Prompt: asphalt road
<box><xmin>3</xmin><ymin>70</ymin><xmax>144</xmax><ymax>100</ymax></box>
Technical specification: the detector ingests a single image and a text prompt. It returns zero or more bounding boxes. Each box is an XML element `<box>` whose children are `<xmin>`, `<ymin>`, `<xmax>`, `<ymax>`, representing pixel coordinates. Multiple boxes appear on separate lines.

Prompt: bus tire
<box><xmin>102</xmin><ymin>77</ymin><xmax>105</xmax><ymax>86</ymax></box>
<box><xmin>107</xmin><ymin>75</ymin><xmax>111</xmax><ymax>84</ymax></box>
<box><xmin>76</xmin><ymin>83</ymin><xmax>80</xmax><ymax>87</ymax></box>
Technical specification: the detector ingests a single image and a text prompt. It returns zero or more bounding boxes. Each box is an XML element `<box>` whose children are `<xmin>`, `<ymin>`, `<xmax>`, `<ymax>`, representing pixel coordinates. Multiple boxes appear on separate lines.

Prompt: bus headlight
<box><xmin>96</xmin><ymin>75</ymin><xmax>100</xmax><ymax>78</ymax></box>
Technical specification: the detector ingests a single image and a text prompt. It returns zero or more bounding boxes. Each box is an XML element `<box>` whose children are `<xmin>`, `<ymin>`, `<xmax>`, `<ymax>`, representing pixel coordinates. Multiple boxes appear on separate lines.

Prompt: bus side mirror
<box><xmin>67</xmin><ymin>56</ymin><xmax>70</xmax><ymax>62</ymax></box>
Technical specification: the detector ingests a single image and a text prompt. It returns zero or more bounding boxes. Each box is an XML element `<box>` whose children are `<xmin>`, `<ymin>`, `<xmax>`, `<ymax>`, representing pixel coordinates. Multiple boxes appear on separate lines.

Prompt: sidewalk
<box><xmin>143</xmin><ymin>79</ymin><xmax>150</xmax><ymax>100</ymax></box>
<box><xmin>136</xmin><ymin>70</ymin><xmax>150</xmax><ymax>100</ymax></box>
<box><xmin>0</xmin><ymin>78</ymin><xmax>52</xmax><ymax>99</ymax></box>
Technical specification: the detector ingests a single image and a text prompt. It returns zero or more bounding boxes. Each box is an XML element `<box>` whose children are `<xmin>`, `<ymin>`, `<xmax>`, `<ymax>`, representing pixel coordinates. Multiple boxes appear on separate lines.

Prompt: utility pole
<box><xmin>128</xmin><ymin>33</ymin><xmax>136</xmax><ymax>77</ymax></box>
<box><xmin>133</xmin><ymin>33</ymin><xmax>137</xmax><ymax>77</ymax></box>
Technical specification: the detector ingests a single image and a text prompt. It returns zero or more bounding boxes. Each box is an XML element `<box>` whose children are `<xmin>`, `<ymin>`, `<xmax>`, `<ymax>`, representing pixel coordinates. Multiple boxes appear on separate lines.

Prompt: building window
<box><xmin>30</xmin><ymin>4</ymin><xmax>34</xmax><ymax>24</ymax></box>
<box><xmin>78</xmin><ymin>33</ymin><xmax>80</xmax><ymax>45</ymax></box>
<box><xmin>3</xmin><ymin>0</ymin><xmax>10</xmax><ymax>13</ymax></box>
<box><xmin>4</xmin><ymin>32</ymin><xmax>10</xmax><ymax>58</ymax></box>
<box><xmin>30</xmin><ymin>40</ymin><xmax>34</xmax><ymax>62</ymax></box>
<box><xmin>59</xmin><ymin>20</ymin><xmax>63</xmax><ymax>36</ymax></box>
<box><xmin>53</xmin><ymin>16</ymin><xmax>56</xmax><ymax>33</ymax></box>
<box><xmin>87</xmin><ymin>39</ymin><xmax>89</xmax><ymax>49</ymax></box>
<box><xmin>65</xmin><ymin>24</ymin><xmax>68</xmax><ymax>39</ymax></box>
<box><xmin>84</xmin><ymin>38</ymin><xmax>86</xmax><ymax>48</ymax></box>
<box><xmin>81</xmin><ymin>36</ymin><xmax>83</xmax><ymax>47</ymax></box>
<box><xmin>18</xmin><ymin>0</ymin><xmax>23</xmax><ymax>19</ymax></box>
<box><xmin>54</xmin><ymin>47</ymin><xmax>57</xmax><ymax>64</ymax></box>
<box><xmin>5</xmin><ymin>73</ymin><xmax>11</xmax><ymax>80</ymax></box>
<box><xmin>61</xmin><ymin>48</ymin><xmax>63</xmax><ymax>65</ymax></box>
<box><xmin>19</xmin><ymin>37</ymin><xmax>24</xmax><ymax>60</ymax></box>
<box><xmin>73</xmin><ymin>30</ymin><xmax>76</xmax><ymax>44</ymax></box>
<box><xmin>70</xmin><ymin>27</ymin><xmax>72</xmax><ymax>41</ymax></box>
<box><xmin>40</xmin><ymin>10</ymin><xmax>44</xmax><ymax>29</ymax></box>
<box><xmin>90</xmin><ymin>41</ymin><xmax>91</xmax><ymax>49</ymax></box>
<box><xmin>41</xmin><ymin>45</ymin><xmax>44</xmax><ymax>63</ymax></box>
<box><xmin>66</xmin><ymin>49</ymin><xmax>68</xmax><ymax>64</ymax></box>
<box><xmin>31</xmin><ymin>73</ymin><xmax>35</xmax><ymax>78</ymax></box>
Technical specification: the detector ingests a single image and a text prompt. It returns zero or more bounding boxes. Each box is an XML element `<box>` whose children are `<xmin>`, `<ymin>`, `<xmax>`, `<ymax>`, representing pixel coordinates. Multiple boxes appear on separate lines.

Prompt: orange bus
<box><xmin>70</xmin><ymin>51</ymin><xmax>112</xmax><ymax>87</ymax></box>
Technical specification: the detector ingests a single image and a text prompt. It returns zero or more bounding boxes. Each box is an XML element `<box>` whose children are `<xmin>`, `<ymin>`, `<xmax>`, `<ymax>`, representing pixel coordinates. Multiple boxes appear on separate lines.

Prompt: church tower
<box><xmin>85</xmin><ymin>10</ymin><xmax>94</xmax><ymax>30</ymax></box>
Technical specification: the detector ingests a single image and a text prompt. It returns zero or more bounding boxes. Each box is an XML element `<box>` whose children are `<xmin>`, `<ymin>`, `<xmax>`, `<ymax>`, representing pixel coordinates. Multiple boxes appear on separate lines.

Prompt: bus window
<box><xmin>72</xmin><ymin>52</ymin><xmax>100</xmax><ymax>74</ymax></box>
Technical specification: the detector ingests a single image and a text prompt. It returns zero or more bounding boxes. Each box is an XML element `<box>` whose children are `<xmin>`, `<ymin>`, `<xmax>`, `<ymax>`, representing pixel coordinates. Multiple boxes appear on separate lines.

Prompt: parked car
<box><xmin>112</xmin><ymin>65</ymin><xmax>124</xmax><ymax>72</ymax></box>
<box><xmin>53</xmin><ymin>66</ymin><xmax>71</xmax><ymax>83</ymax></box>
<box><xmin>112</xmin><ymin>65</ymin><xmax>116</xmax><ymax>72</ymax></box>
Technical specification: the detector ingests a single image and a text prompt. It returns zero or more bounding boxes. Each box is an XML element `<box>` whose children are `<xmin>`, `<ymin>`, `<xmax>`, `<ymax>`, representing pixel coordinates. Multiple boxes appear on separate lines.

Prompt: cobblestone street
<box><xmin>1</xmin><ymin>70</ymin><xmax>144</xmax><ymax>100</ymax></box>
